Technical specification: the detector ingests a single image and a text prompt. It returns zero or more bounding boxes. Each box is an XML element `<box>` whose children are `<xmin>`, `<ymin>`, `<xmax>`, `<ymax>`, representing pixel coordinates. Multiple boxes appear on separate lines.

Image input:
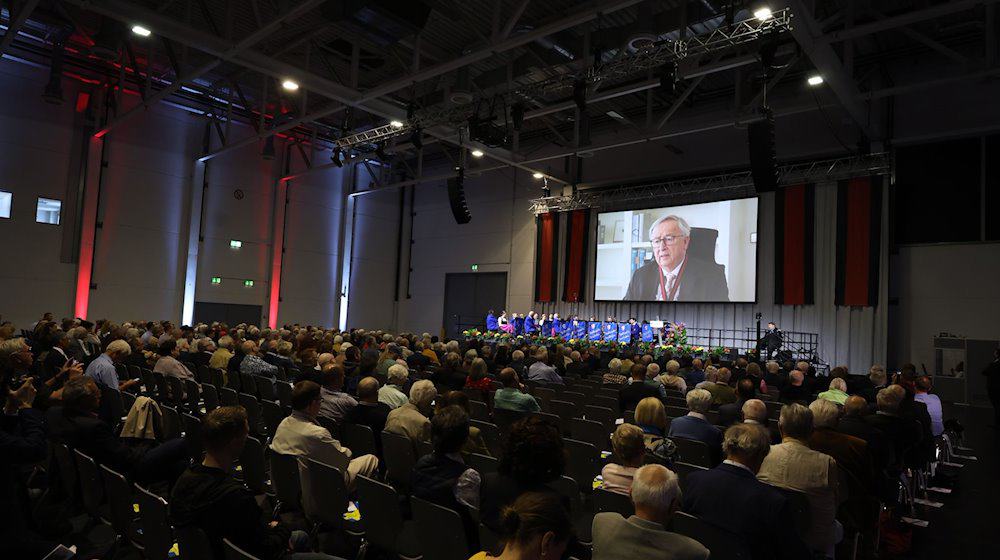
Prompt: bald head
<box><xmin>742</xmin><ymin>399</ymin><xmax>768</xmax><ymax>424</ymax></box>
<box><xmin>843</xmin><ymin>395</ymin><xmax>867</xmax><ymax>417</ymax></box>
<box><xmin>356</xmin><ymin>376</ymin><xmax>379</xmax><ymax>402</ymax></box>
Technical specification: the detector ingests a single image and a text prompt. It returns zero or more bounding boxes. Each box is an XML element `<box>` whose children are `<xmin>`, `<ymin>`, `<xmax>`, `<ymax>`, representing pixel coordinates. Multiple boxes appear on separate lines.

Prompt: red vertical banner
<box><xmin>774</xmin><ymin>183</ymin><xmax>815</xmax><ymax>305</ymax></box>
<box><xmin>562</xmin><ymin>209</ymin><xmax>590</xmax><ymax>302</ymax></box>
<box><xmin>534</xmin><ymin>212</ymin><xmax>559</xmax><ymax>302</ymax></box>
<box><xmin>836</xmin><ymin>176</ymin><xmax>882</xmax><ymax>306</ymax></box>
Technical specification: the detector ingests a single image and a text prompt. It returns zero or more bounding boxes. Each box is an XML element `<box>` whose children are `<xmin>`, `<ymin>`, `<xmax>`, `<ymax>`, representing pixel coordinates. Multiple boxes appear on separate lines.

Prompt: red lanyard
<box><xmin>658</xmin><ymin>259</ymin><xmax>687</xmax><ymax>301</ymax></box>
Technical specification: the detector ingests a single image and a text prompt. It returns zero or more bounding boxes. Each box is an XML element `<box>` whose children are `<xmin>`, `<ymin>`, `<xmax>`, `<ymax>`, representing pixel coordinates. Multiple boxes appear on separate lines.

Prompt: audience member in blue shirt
<box><xmin>525</xmin><ymin>350</ymin><xmax>564</xmax><ymax>385</ymax></box>
<box><xmin>84</xmin><ymin>339</ymin><xmax>140</xmax><ymax>391</ymax></box>
<box><xmin>914</xmin><ymin>376</ymin><xmax>944</xmax><ymax>436</ymax></box>
<box><xmin>667</xmin><ymin>388</ymin><xmax>722</xmax><ymax>465</ymax></box>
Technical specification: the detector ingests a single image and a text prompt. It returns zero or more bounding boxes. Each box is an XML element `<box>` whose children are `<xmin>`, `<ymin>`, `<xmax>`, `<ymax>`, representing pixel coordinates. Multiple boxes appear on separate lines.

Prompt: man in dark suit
<box><xmin>47</xmin><ymin>376</ymin><xmax>189</xmax><ymax>485</ymax></box>
<box><xmin>683</xmin><ymin>424</ymin><xmax>810</xmax><ymax>560</ymax></box>
<box><xmin>667</xmin><ymin>388</ymin><xmax>723</xmax><ymax>464</ymax></box>
<box><xmin>808</xmin><ymin>400</ymin><xmax>875</xmax><ymax>495</ymax></box>
<box><xmin>837</xmin><ymin>396</ymin><xmax>894</xmax><ymax>475</ymax></box>
<box><xmin>718</xmin><ymin>378</ymin><xmax>756</xmax><ymax>426</ymax></box>
<box><xmin>42</xmin><ymin>331</ymin><xmax>72</xmax><ymax>382</ymax></box>
<box><xmin>863</xmin><ymin>386</ymin><xmax>922</xmax><ymax>471</ymax></box>
<box><xmin>622</xmin><ymin>215</ymin><xmax>729</xmax><ymax>302</ymax></box>
<box><xmin>344</xmin><ymin>376</ymin><xmax>390</xmax><ymax>436</ymax></box>
<box><xmin>619</xmin><ymin>365</ymin><xmax>661</xmax><ymax>413</ymax></box>
<box><xmin>565</xmin><ymin>351</ymin><xmax>593</xmax><ymax>378</ymax></box>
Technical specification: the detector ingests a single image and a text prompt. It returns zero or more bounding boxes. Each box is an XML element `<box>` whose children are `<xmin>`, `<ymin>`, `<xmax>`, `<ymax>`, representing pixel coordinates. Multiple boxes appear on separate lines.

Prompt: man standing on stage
<box><xmin>623</xmin><ymin>215</ymin><xmax>729</xmax><ymax>302</ymax></box>
<box><xmin>757</xmin><ymin>322</ymin><xmax>783</xmax><ymax>361</ymax></box>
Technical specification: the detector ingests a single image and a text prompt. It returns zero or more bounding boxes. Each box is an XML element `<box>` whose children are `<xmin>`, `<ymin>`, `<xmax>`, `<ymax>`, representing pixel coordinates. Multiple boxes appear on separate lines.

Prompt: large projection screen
<box><xmin>595</xmin><ymin>198</ymin><xmax>758</xmax><ymax>302</ymax></box>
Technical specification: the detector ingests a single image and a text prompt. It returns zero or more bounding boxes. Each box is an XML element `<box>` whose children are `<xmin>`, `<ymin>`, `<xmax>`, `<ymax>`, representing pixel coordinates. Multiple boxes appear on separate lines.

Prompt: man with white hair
<box><xmin>85</xmin><ymin>339</ymin><xmax>139</xmax><ymax>391</ymax></box>
<box><xmin>378</xmin><ymin>364</ymin><xmax>410</xmax><ymax>409</ymax></box>
<box><xmin>667</xmin><ymin>388</ymin><xmax>722</xmax><ymax>463</ymax></box>
<box><xmin>591</xmin><ymin>464</ymin><xmax>708</xmax><ymax>560</ymax></box>
<box><xmin>385</xmin><ymin>379</ymin><xmax>436</xmax><ymax>449</ymax></box>
<box><xmin>817</xmin><ymin>377</ymin><xmax>849</xmax><ymax>405</ymax></box>
<box><xmin>808</xmin><ymin>399</ymin><xmax>874</xmax><ymax>504</ymax></box>
<box><xmin>683</xmin><ymin>424</ymin><xmax>810</xmax><ymax>559</ymax></box>
<box><xmin>209</xmin><ymin>335</ymin><xmax>234</xmax><ymax>370</ymax></box>
<box><xmin>779</xmin><ymin>369</ymin><xmax>810</xmax><ymax>404</ymax></box>
<box><xmin>758</xmin><ymin>403</ymin><xmax>841</xmax><ymax>556</ymax></box>
<box><xmin>622</xmin><ymin>214</ymin><xmax>729</xmax><ymax>302</ymax></box>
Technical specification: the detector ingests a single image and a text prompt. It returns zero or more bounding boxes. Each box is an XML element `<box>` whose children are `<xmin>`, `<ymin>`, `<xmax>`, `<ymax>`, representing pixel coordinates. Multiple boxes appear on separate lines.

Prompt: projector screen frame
<box><xmin>590</xmin><ymin>194</ymin><xmax>761</xmax><ymax>304</ymax></box>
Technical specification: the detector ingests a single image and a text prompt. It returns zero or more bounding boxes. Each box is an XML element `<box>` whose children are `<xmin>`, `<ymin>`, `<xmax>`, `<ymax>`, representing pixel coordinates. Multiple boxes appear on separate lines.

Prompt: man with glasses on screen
<box><xmin>623</xmin><ymin>214</ymin><xmax>729</xmax><ymax>302</ymax></box>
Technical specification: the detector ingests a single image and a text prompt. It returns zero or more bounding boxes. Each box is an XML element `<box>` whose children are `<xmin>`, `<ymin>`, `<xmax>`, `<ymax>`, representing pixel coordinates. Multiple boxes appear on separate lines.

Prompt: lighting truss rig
<box><xmin>528</xmin><ymin>152</ymin><xmax>891</xmax><ymax>214</ymax></box>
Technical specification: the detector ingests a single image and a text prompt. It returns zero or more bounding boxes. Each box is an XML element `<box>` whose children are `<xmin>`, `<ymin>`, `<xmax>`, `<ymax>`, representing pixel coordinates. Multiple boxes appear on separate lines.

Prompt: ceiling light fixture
<box><xmin>281</xmin><ymin>80</ymin><xmax>299</xmax><ymax>91</ymax></box>
<box><xmin>807</xmin><ymin>74</ymin><xmax>824</xmax><ymax>86</ymax></box>
<box><xmin>753</xmin><ymin>7</ymin><xmax>773</xmax><ymax>21</ymax></box>
<box><xmin>390</xmin><ymin>120</ymin><xmax>404</xmax><ymax>128</ymax></box>
<box><xmin>471</xmin><ymin>149</ymin><xmax>484</xmax><ymax>158</ymax></box>
<box><xmin>131</xmin><ymin>24</ymin><xmax>152</xmax><ymax>37</ymax></box>
<box><xmin>532</xmin><ymin>172</ymin><xmax>544</xmax><ymax>179</ymax></box>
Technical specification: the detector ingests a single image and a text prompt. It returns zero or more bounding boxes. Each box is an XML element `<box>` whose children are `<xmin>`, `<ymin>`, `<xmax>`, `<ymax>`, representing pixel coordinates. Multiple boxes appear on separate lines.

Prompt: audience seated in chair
<box><xmin>384</xmin><ymin>379</ymin><xmax>436</xmax><ymax>450</ymax></box>
<box><xmin>469</xmin><ymin>492</ymin><xmax>573</xmax><ymax>560</ymax></box>
<box><xmin>270</xmin><ymin>380</ymin><xmax>378</xmax><ymax>491</ymax></box>
<box><xmin>601</xmin><ymin>423</ymin><xmax>647</xmax><ymax>495</ymax></box>
<box><xmin>493</xmin><ymin>368</ymin><xmax>541</xmax><ymax>413</ymax></box>
<box><xmin>377</xmin><ymin>363</ymin><xmax>410</xmax><ymax>410</ymax></box>
<box><xmin>667</xmin><ymin>388</ymin><xmax>722</xmax><ymax>464</ymax></box>
<box><xmin>591</xmin><ymin>464</ymin><xmax>709</xmax><ymax>560</ymax></box>
<box><xmin>619</xmin><ymin>364</ymin><xmax>662</xmax><ymax>413</ymax></box>
<box><xmin>317</xmin><ymin>364</ymin><xmax>357</xmax><ymax>428</ymax></box>
<box><xmin>343</xmin><ymin>376</ymin><xmax>390</xmax><ymax>435</ymax></box>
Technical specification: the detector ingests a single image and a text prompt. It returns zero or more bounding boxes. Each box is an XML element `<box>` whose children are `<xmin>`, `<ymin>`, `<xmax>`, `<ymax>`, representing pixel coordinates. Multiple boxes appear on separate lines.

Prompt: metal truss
<box><xmin>332</xmin><ymin>123</ymin><xmax>410</xmax><ymax>149</ymax></box>
<box><xmin>410</xmin><ymin>9</ymin><xmax>794</xmax><ymax>130</ymax></box>
<box><xmin>529</xmin><ymin>152</ymin><xmax>890</xmax><ymax>214</ymax></box>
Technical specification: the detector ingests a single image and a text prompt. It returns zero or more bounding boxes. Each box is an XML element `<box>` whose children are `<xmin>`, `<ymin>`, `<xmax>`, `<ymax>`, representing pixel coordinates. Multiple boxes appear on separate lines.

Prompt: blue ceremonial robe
<box><xmin>524</xmin><ymin>316</ymin><xmax>536</xmax><ymax>334</ymax></box>
<box><xmin>617</xmin><ymin>322</ymin><xmax>631</xmax><ymax>343</ymax></box>
<box><xmin>602</xmin><ymin>322</ymin><xmax>617</xmax><ymax>342</ymax></box>
<box><xmin>513</xmin><ymin>316</ymin><xmax>525</xmax><ymax>335</ymax></box>
<box><xmin>550</xmin><ymin>319</ymin><xmax>562</xmax><ymax>338</ymax></box>
<box><xmin>559</xmin><ymin>321</ymin><xmax>572</xmax><ymax>339</ymax></box>
<box><xmin>486</xmin><ymin>313</ymin><xmax>498</xmax><ymax>331</ymax></box>
<box><xmin>641</xmin><ymin>323</ymin><xmax>654</xmax><ymax>343</ymax></box>
<box><xmin>630</xmin><ymin>322</ymin><xmax>641</xmax><ymax>341</ymax></box>
<box><xmin>573</xmin><ymin>321</ymin><xmax>587</xmax><ymax>340</ymax></box>
<box><xmin>588</xmin><ymin>322</ymin><xmax>602</xmax><ymax>341</ymax></box>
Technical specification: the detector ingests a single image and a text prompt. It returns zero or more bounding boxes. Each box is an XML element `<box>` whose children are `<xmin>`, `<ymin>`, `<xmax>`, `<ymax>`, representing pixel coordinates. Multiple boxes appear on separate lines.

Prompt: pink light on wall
<box><xmin>267</xmin><ymin>181</ymin><xmax>288</xmax><ymax>329</ymax></box>
<box><xmin>75</xmin><ymin>136</ymin><xmax>105</xmax><ymax>319</ymax></box>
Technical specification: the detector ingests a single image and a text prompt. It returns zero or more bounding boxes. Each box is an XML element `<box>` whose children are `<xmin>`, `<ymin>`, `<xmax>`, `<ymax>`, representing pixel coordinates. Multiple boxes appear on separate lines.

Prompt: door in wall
<box><xmin>194</xmin><ymin>302</ymin><xmax>263</xmax><ymax>327</ymax></box>
<box><xmin>443</xmin><ymin>272</ymin><xmax>507</xmax><ymax>339</ymax></box>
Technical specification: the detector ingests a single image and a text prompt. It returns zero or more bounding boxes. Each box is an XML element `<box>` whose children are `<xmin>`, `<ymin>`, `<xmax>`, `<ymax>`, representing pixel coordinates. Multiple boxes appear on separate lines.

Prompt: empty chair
<box><xmin>411</xmin><ymin>496</ymin><xmax>470</xmax><ymax>560</ymax></box>
<box><xmin>255</xmin><ymin>375</ymin><xmax>276</xmax><ymax>401</ymax></box>
<box><xmin>260</xmin><ymin>399</ymin><xmax>285</xmax><ymax>437</ymax></box>
<box><xmin>469</xmin><ymin>420</ymin><xmax>503</xmax><ymax>458</ymax></box>
<box><xmin>226</xmin><ymin>370</ymin><xmax>242</xmax><ymax>392</ymax></box>
<box><xmin>462</xmin><ymin>387</ymin><xmax>487</xmax><ymax>403</ymax></box>
<box><xmin>672</xmin><ymin>461</ymin><xmax>709</xmax><ymax>492</ymax></box>
<box><xmin>492</xmin><ymin>407</ymin><xmax>529</xmax><ymax>432</ymax></box>
<box><xmin>563</xmin><ymin>438</ymin><xmax>601</xmax><ymax>494</ymax></box>
<box><xmin>239</xmin><ymin>372</ymin><xmax>257</xmax><ymax>396</ymax></box>
<box><xmin>201</xmin><ymin>383</ymin><xmax>219</xmax><ymax>413</ymax></box>
<box><xmin>355</xmin><ymin>475</ymin><xmax>421</xmax><ymax>559</ymax></box>
<box><xmin>275</xmin><ymin>381</ymin><xmax>293</xmax><ymax>410</ymax></box>
<box><xmin>238</xmin><ymin>393</ymin><xmax>264</xmax><ymax>436</ymax></box>
<box><xmin>239</xmin><ymin>435</ymin><xmax>268</xmax><ymax>496</ymax></box>
<box><xmin>140</xmin><ymin>369</ymin><xmax>157</xmax><ymax>397</ymax></box>
<box><xmin>671</xmin><ymin>511</ymin><xmax>751</xmax><ymax>559</ymax></box>
<box><xmin>74</xmin><ymin>449</ymin><xmax>110</xmax><ymax>524</ymax></box>
<box><xmin>548</xmin><ymin>399</ymin><xmax>578</xmax><ymax>435</ymax></box>
<box><xmin>151</xmin><ymin>371</ymin><xmax>168</xmax><ymax>401</ymax></box>
<box><xmin>340</xmin><ymin>422</ymin><xmax>378</xmax><ymax>458</ymax></box>
<box><xmin>570</xmin><ymin>418</ymin><xmax>610</xmax><ymax>451</ymax></box>
<box><xmin>591</xmin><ymin>394</ymin><xmax>620</xmax><ymax>414</ymax></box>
<box><xmin>469</xmin><ymin>399</ymin><xmax>490</xmax><ymax>422</ymax></box>
<box><xmin>181</xmin><ymin>412</ymin><xmax>203</xmax><ymax>459</ymax></box>
<box><xmin>184</xmin><ymin>379</ymin><xmax>201</xmax><ymax>413</ymax></box>
<box><xmin>466</xmin><ymin>452</ymin><xmax>499</xmax><ymax>475</ymax></box>
<box><xmin>381</xmin><ymin>431</ymin><xmax>417</xmax><ymax>493</ymax></box>
<box><xmin>166</xmin><ymin>376</ymin><xmax>186</xmax><ymax>406</ymax></box>
<box><xmin>560</xmin><ymin>391</ymin><xmax>588</xmax><ymax>408</ymax></box>
<box><xmin>583</xmin><ymin>405</ymin><xmax>617</xmax><ymax>428</ymax></box>
<box><xmin>774</xmin><ymin>486</ymin><xmax>812</xmax><ymax>540</ymax></box>
<box><xmin>51</xmin><ymin>442</ymin><xmax>79</xmax><ymax>508</ymax></box>
<box><xmin>159</xmin><ymin>404</ymin><xmax>182</xmax><ymax>440</ymax></box>
<box><xmin>121</xmin><ymin>390</ymin><xmax>137</xmax><ymax>417</ymax></box>
<box><xmin>549</xmin><ymin>474</ymin><xmax>591</xmax><ymax>544</ymax></box>
<box><xmin>135</xmin><ymin>483</ymin><xmax>174</xmax><ymax>560</ymax></box>
<box><xmin>210</xmin><ymin>368</ymin><xmax>226</xmax><ymax>389</ymax></box>
<box><xmin>532</xmin><ymin>386</ymin><xmax>557</xmax><ymax>411</ymax></box>
<box><xmin>219</xmin><ymin>386</ymin><xmax>239</xmax><ymax>407</ymax></box>
<box><xmin>101</xmin><ymin>386</ymin><xmax>125</xmax><ymax>423</ymax></box>
<box><xmin>298</xmin><ymin>458</ymin><xmax>358</xmax><ymax>535</ymax></box>
<box><xmin>670</xmin><ymin>437</ymin><xmax>714</xmax><ymax>468</ymax></box>
<box><xmin>665</xmin><ymin>405</ymin><xmax>688</xmax><ymax>418</ymax></box>
<box><xmin>176</xmin><ymin>525</ymin><xmax>214</xmax><ymax>560</ymax></box>
<box><xmin>593</xmin><ymin>487</ymin><xmax>634</xmax><ymax>517</ymax></box>
<box><xmin>268</xmin><ymin>449</ymin><xmax>302</xmax><ymax>512</ymax></box>
<box><xmin>532</xmin><ymin>411</ymin><xmax>564</xmax><ymax>434</ymax></box>
<box><xmin>100</xmin><ymin>464</ymin><xmax>142</xmax><ymax>547</ymax></box>
<box><xmin>196</xmin><ymin>364</ymin><xmax>213</xmax><ymax>384</ymax></box>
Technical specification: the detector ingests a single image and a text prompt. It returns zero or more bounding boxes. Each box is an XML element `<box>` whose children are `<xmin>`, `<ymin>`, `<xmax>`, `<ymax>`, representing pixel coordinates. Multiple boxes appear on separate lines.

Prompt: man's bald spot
<box><xmin>843</xmin><ymin>395</ymin><xmax>867</xmax><ymax>417</ymax></box>
<box><xmin>742</xmin><ymin>398</ymin><xmax>767</xmax><ymax>423</ymax></box>
<box><xmin>356</xmin><ymin>376</ymin><xmax>379</xmax><ymax>399</ymax></box>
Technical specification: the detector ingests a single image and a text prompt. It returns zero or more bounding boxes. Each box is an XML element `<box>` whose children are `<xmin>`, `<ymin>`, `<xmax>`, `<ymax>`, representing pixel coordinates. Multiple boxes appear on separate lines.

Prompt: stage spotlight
<box><xmin>281</xmin><ymin>80</ymin><xmax>299</xmax><ymax>91</ymax></box>
<box><xmin>807</xmin><ymin>74</ymin><xmax>824</xmax><ymax>86</ymax></box>
<box><xmin>390</xmin><ymin>120</ymin><xmax>404</xmax><ymax>128</ymax></box>
<box><xmin>659</xmin><ymin>62</ymin><xmax>677</xmax><ymax>93</ymax></box>
<box><xmin>131</xmin><ymin>24</ymin><xmax>152</xmax><ymax>37</ymax></box>
<box><xmin>330</xmin><ymin>146</ymin><xmax>344</xmax><ymax>167</ymax></box>
<box><xmin>541</xmin><ymin>177</ymin><xmax>551</xmax><ymax>198</ymax></box>
<box><xmin>532</xmin><ymin>172</ymin><xmax>544</xmax><ymax>179</ymax></box>
<box><xmin>262</xmin><ymin>136</ymin><xmax>276</xmax><ymax>160</ymax></box>
<box><xmin>753</xmin><ymin>6</ymin><xmax>773</xmax><ymax>21</ymax></box>
<box><xmin>471</xmin><ymin>149</ymin><xmax>484</xmax><ymax>158</ymax></box>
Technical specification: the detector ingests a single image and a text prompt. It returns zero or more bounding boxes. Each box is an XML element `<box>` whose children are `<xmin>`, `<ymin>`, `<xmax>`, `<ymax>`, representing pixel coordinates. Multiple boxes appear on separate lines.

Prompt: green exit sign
<box><xmin>471</xmin><ymin>264</ymin><xmax>478</xmax><ymax>271</ymax></box>
<box><xmin>244</xmin><ymin>279</ymin><xmax>254</xmax><ymax>287</ymax></box>
<box><xmin>211</xmin><ymin>277</ymin><xmax>221</xmax><ymax>285</ymax></box>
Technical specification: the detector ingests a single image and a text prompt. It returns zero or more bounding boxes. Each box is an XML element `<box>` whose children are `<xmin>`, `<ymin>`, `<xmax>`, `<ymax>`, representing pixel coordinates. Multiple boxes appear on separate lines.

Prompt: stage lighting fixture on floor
<box><xmin>807</xmin><ymin>74</ymin><xmax>824</xmax><ymax>86</ymax></box>
<box><xmin>262</xmin><ymin>136</ymin><xmax>276</xmax><ymax>160</ymax></box>
<box><xmin>330</xmin><ymin>146</ymin><xmax>344</xmax><ymax>167</ymax></box>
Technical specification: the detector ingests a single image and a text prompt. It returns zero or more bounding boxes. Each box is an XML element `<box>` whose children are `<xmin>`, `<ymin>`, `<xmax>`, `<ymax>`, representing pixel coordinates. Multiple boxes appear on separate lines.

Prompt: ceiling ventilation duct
<box><xmin>450</xmin><ymin>66</ymin><xmax>474</xmax><ymax>105</ymax></box>
<box><xmin>627</xmin><ymin>3</ymin><xmax>657</xmax><ymax>52</ymax></box>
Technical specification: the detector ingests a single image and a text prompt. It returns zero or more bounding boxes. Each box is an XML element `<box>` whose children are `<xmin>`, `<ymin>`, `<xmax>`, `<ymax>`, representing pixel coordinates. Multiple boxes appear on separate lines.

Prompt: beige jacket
<box><xmin>119</xmin><ymin>395</ymin><xmax>161</xmax><ymax>440</ymax></box>
<box><xmin>270</xmin><ymin>411</ymin><xmax>352</xmax><ymax>471</ymax></box>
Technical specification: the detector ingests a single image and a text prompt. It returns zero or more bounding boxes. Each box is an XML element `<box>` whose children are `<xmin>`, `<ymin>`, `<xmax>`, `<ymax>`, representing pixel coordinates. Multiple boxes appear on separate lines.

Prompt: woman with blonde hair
<box><xmin>600</xmin><ymin>423</ymin><xmax>647</xmax><ymax>495</ymax></box>
<box><xmin>633</xmin><ymin>397</ymin><xmax>677</xmax><ymax>466</ymax></box>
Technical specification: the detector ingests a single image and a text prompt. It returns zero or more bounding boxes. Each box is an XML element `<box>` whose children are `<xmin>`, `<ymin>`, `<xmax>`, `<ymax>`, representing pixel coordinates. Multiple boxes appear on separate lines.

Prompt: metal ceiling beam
<box><xmin>655</xmin><ymin>75</ymin><xmax>706</xmax><ymax>130</ymax></box>
<box><xmin>500</xmin><ymin>0</ymin><xmax>532</xmax><ymax>40</ymax></box>
<box><xmin>825</xmin><ymin>0</ymin><xmax>999</xmax><ymax>43</ymax></box>
<box><xmin>80</xmin><ymin>0</ymin><xmax>326</xmax><ymax>137</ymax></box>
<box><xmin>785</xmin><ymin>0</ymin><xmax>870</xmax><ymax>136</ymax></box>
<box><xmin>0</xmin><ymin>0</ymin><xmax>43</xmax><ymax>57</ymax></box>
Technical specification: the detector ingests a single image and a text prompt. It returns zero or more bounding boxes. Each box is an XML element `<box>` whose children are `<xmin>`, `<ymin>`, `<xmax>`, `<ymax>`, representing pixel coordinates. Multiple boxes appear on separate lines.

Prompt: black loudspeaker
<box><xmin>747</xmin><ymin>107</ymin><xmax>778</xmax><ymax>193</ymax></box>
<box><xmin>446</xmin><ymin>170</ymin><xmax>471</xmax><ymax>224</ymax></box>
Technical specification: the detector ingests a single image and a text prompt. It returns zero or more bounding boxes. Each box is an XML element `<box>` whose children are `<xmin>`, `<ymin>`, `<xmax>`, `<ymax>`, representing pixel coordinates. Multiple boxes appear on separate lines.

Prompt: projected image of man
<box><xmin>623</xmin><ymin>214</ymin><xmax>729</xmax><ymax>301</ymax></box>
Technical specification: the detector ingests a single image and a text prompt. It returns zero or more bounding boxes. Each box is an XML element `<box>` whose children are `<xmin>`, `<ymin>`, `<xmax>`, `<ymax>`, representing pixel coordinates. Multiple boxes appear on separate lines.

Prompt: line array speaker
<box><xmin>747</xmin><ymin>107</ymin><xmax>778</xmax><ymax>193</ymax></box>
<box><xmin>446</xmin><ymin>169</ymin><xmax>471</xmax><ymax>224</ymax></box>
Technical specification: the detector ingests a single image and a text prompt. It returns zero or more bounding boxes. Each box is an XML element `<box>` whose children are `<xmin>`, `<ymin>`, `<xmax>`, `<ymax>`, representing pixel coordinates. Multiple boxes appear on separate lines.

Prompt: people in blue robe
<box><xmin>588</xmin><ymin>321</ymin><xmax>602</xmax><ymax>341</ymax></box>
<box><xmin>573</xmin><ymin>318</ymin><xmax>587</xmax><ymax>340</ymax></box>
<box><xmin>602</xmin><ymin>320</ymin><xmax>617</xmax><ymax>342</ymax></box>
<box><xmin>617</xmin><ymin>322</ymin><xmax>631</xmax><ymax>343</ymax></box>
<box><xmin>641</xmin><ymin>322</ymin><xmax>654</xmax><ymax>343</ymax></box>
<box><xmin>524</xmin><ymin>312</ymin><xmax>537</xmax><ymax>334</ymax></box>
<box><xmin>550</xmin><ymin>314</ymin><xmax>562</xmax><ymax>338</ymax></box>
<box><xmin>486</xmin><ymin>310</ymin><xmax>498</xmax><ymax>332</ymax></box>
<box><xmin>629</xmin><ymin>318</ymin><xmax>641</xmax><ymax>342</ymax></box>
<box><xmin>513</xmin><ymin>313</ymin><xmax>525</xmax><ymax>336</ymax></box>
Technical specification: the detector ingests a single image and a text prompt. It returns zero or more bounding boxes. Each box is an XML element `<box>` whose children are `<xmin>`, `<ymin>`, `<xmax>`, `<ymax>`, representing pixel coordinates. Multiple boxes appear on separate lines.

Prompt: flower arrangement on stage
<box><xmin>462</xmin><ymin>328</ymin><xmax>481</xmax><ymax>338</ymax></box>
